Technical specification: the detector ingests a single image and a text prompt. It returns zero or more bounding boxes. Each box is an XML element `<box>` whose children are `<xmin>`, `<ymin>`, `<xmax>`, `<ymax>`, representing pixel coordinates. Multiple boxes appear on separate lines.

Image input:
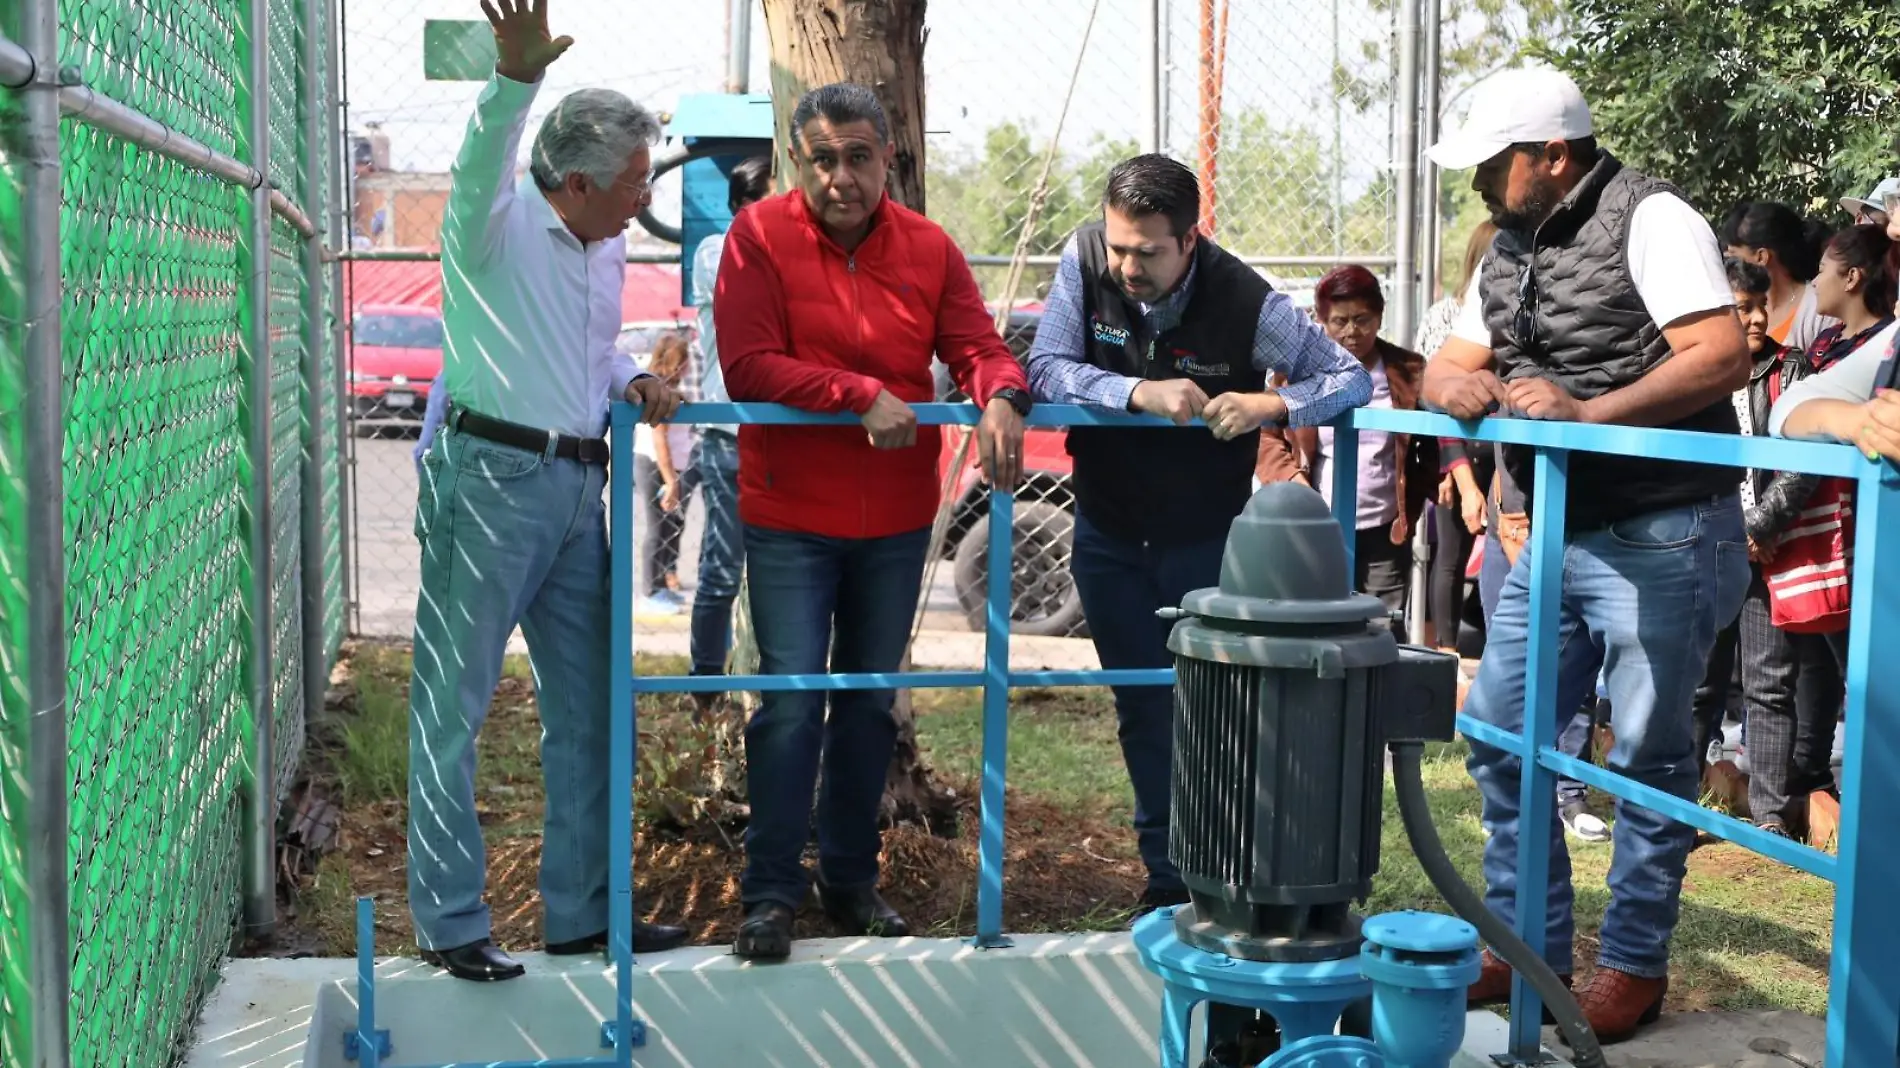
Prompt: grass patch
<box><xmin>326</xmin><ymin>644</ymin><xmax>410</xmax><ymax>806</ymax></box>
<box><xmin>915</xmin><ymin>685</ymin><xmax>1134</xmax><ymax>817</ymax></box>
<box><xmin>289</xmin><ymin>643</ymin><xmax>1834</xmax><ymax>1016</ymax></box>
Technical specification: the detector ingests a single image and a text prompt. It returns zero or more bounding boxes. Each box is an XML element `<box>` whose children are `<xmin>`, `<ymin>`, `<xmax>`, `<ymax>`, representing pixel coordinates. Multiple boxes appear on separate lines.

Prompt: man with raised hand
<box><xmin>406</xmin><ymin>0</ymin><xmax>685</xmax><ymax>982</ymax></box>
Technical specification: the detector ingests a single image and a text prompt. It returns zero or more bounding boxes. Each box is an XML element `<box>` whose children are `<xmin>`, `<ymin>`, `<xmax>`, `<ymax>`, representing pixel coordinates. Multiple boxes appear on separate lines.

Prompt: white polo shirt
<box><xmin>439</xmin><ymin>73</ymin><xmax>642</xmax><ymax>439</ymax></box>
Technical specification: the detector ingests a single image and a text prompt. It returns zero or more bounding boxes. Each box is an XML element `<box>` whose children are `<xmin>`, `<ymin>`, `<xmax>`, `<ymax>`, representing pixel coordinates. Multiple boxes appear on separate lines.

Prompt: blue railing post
<box><xmin>975</xmin><ymin>487</ymin><xmax>1015</xmax><ymax>949</ymax></box>
<box><xmin>1507</xmin><ymin>447</ymin><xmax>1567</xmax><ymax>1059</ymax></box>
<box><xmin>352</xmin><ymin>896</ymin><xmax>383</xmax><ymax>1068</ymax></box>
<box><xmin>1330</xmin><ymin>424</ymin><xmax>1360</xmax><ymax>571</ymax></box>
<box><xmin>1826</xmin><ymin>464</ymin><xmax>1900</xmax><ymax>1068</ymax></box>
<box><xmin>608</xmin><ymin>404</ymin><xmax>637</xmax><ymax>1068</ymax></box>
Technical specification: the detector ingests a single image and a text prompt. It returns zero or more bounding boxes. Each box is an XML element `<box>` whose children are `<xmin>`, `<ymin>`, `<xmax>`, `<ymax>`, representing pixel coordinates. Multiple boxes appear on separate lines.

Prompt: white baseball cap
<box><xmin>1426</xmin><ymin>67</ymin><xmax>1595</xmax><ymax>171</ymax></box>
<box><xmin>1840</xmin><ymin>176</ymin><xmax>1900</xmax><ymax>219</ymax></box>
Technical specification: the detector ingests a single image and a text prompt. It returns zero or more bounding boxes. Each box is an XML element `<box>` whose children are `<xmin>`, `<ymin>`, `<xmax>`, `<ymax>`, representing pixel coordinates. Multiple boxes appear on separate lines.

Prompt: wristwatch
<box><xmin>992</xmin><ymin>386</ymin><xmax>1034</xmax><ymax>417</ymax></box>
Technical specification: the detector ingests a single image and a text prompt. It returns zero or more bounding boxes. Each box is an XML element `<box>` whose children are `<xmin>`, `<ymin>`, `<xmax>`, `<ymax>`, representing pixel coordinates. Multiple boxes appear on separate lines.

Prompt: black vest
<box><xmin>1479</xmin><ymin>152</ymin><xmax>1740</xmax><ymax>530</ymax></box>
<box><xmin>1067</xmin><ymin>223</ymin><xmax>1270</xmax><ymax>543</ymax></box>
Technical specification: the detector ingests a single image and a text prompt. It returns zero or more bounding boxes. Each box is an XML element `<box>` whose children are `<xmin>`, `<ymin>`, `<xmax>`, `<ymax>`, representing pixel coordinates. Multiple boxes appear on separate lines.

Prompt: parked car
<box><xmin>348</xmin><ymin>304</ymin><xmax>443</xmax><ymax>429</ymax></box>
<box><xmin>934</xmin><ymin>310</ymin><xmax>1088</xmax><ymax>639</ymax></box>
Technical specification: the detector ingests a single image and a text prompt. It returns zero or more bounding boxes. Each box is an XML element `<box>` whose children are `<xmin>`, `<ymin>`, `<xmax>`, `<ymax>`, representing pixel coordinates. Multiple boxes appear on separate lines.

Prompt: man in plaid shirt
<box><xmin>1026</xmin><ymin>154</ymin><xmax>1370</xmax><ymax>914</ymax></box>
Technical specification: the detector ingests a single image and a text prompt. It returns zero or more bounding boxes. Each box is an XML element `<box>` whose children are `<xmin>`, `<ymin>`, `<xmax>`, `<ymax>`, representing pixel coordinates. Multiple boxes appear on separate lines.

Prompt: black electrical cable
<box><xmin>1389</xmin><ymin>742</ymin><xmax>1606</xmax><ymax>1068</ymax></box>
<box><xmin>633</xmin><ymin>137</ymin><xmax>777</xmax><ymax>245</ymax></box>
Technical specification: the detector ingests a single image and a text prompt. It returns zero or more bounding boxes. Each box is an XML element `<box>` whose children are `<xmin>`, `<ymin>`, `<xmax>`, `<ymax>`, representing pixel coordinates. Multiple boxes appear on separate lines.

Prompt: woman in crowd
<box><xmin>1697</xmin><ymin>257</ymin><xmax>1851</xmax><ymax>837</ymax></box>
<box><xmin>633</xmin><ymin>333</ymin><xmax>697</xmax><ymax>615</ymax></box>
<box><xmin>1803</xmin><ymin>224</ymin><xmax>1897</xmax><ymax>378</ymax></box>
<box><xmin>1720</xmin><ymin>201</ymin><xmax>1836</xmax><ymax>353</ymax></box>
<box><xmin>1772</xmin><ymin>212</ymin><xmax>1900</xmax><ymax>461</ymax></box>
<box><xmin>1417</xmin><ymin>221</ymin><xmax>1498</xmax><ymax>654</ymax></box>
<box><xmin>1259</xmin><ymin>265</ymin><xmax>1434</xmax><ymax>630</ymax></box>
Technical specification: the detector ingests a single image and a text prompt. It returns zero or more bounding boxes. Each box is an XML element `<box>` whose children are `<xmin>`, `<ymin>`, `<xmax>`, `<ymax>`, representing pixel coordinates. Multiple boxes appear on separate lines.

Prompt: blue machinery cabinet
<box><xmin>668</xmin><ymin>92</ymin><xmax>774</xmax><ymax>304</ymax></box>
<box><xmin>346</xmin><ymin>402</ymin><xmax>1900</xmax><ymax>1068</ymax></box>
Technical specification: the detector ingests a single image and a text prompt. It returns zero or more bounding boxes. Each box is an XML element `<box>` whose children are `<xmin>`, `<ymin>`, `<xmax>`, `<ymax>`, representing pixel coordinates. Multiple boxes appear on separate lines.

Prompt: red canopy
<box><xmin>340</xmin><ymin>259</ymin><xmax>694</xmax><ymax>323</ymax></box>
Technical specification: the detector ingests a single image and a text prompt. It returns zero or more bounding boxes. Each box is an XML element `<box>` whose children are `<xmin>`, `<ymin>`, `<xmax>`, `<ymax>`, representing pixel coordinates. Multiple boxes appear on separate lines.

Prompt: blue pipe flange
<box><xmin>1134</xmin><ymin>908</ymin><xmax>1374</xmax><ymax>1008</ymax></box>
<box><xmin>1264</xmin><ymin>1034</ymin><xmax>1384</xmax><ymax>1068</ymax></box>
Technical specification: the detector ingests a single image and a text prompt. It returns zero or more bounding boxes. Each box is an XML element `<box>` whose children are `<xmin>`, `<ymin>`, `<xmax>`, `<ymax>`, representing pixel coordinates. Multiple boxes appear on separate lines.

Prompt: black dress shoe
<box><xmin>734</xmin><ymin>902</ymin><xmax>795</xmax><ymax>961</ymax></box>
<box><xmin>419</xmin><ymin>939</ymin><xmax>526</xmax><ymax>982</ymax></box>
<box><xmin>817</xmin><ymin>883</ymin><xmax>910</xmax><ymax>938</ymax></box>
<box><xmin>546</xmin><ymin>919</ymin><xmax>690</xmax><ymax>956</ymax></box>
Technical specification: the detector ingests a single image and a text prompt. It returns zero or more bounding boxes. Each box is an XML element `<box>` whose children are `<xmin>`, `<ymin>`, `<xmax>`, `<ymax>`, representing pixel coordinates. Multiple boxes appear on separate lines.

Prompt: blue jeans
<box><xmin>690</xmin><ymin>431</ymin><xmax>743</xmax><ymax>676</ymax></box>
<box><xmin>1464</xmin><ymin>495</ymin><xmax>1748</xmax><ymax>978</ymax></box>
<box><xmin>406</xmin><ymin>428</ymin><xmax>613</xmax><ymax>950</ymax></box>
<box><xmin>1070</xmin><ymin>513</ymin><xmax>1229</xmax><ymax>892</ymax></box>
<box><xmin>740</xmin><ymin>523</ymin><xmax>931</xmax><ymax>908</ymax></box>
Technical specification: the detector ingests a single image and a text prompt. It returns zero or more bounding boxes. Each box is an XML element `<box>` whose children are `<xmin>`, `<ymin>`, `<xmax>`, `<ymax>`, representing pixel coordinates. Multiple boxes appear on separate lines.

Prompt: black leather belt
<box><xmin>449</xmin><ymin>406</ymin><xmax>610</xmax><ymax>465</ymax></box>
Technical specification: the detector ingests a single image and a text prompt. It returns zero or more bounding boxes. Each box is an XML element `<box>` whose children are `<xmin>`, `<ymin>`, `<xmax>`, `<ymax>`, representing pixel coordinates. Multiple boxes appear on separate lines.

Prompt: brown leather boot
<box><xmin>1574</xmin><ymin>966</ymin><xmax>1667</xmax><ymax>1044</ymax></box>
<box><xmin>1466</xmin><ymin>949</ymin><xmax>1573</xmax><ymax>1008</ymax></box>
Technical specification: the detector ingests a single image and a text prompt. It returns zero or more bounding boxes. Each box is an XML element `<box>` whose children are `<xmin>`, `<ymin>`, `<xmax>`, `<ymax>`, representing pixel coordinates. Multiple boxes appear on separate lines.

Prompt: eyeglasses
<box><xmin>1511</xmin><ymin>266</ymin><xmax>1543</xmax><ymax>353</ymax></box>
<box><xmin>611</xmin><ymin>173</ymin><xmax>653</xmax><ymax>199</ymax></box>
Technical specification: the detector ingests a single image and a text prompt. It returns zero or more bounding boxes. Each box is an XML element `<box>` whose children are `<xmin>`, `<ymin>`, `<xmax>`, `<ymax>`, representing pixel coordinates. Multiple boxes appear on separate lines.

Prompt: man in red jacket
<box><xmin>714</xmin><ymin>82</ymin><xmax>1032</xmax><ymax>960</ymax></box>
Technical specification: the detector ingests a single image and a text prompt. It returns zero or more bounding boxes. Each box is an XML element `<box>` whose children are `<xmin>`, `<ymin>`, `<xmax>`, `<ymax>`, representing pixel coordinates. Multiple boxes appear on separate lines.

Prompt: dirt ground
<box><xmin>261</xmin><ymin>642</ymin><xmax>1148</xmax><ymax>958</ymax></box>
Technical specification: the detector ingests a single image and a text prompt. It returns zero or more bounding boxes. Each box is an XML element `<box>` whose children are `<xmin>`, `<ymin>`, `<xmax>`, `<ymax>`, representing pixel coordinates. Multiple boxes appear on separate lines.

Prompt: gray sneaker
<box><xmin>1561</xmin><ymin>799</ymin><xmax>1611</xmax><ymax>843</ymax></box>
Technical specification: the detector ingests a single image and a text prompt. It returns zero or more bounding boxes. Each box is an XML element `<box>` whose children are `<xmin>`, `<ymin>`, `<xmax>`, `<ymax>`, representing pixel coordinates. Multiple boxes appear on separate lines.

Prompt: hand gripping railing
<box><xmin>351</xmin><ymin>401</ymin><xmax>1897</xmax><ymax>1068</ymax></box>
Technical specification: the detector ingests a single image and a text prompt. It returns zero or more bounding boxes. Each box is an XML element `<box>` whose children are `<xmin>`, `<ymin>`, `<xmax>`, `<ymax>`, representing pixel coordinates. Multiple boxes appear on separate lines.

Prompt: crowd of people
<box><xmin>400</xmin><ymin>0</ymin><xmax>1900</xmax><ymax>1053</ymax></box>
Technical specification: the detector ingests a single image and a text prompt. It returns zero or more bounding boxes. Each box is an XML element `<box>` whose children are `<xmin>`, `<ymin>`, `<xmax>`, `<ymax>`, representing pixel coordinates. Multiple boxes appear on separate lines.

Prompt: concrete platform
<box><xmin>184</xmin><ymin>935</ymin><xmax>1825</xmax><ymax>1068</ymax></box>
<box><xmin>186</xmin><ymin>933</ymin><xmax>1506</xmax><ymax>1068</ymax></box>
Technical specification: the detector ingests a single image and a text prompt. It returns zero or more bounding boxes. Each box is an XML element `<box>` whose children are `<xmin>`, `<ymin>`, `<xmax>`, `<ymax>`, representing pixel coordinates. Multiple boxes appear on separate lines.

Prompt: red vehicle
<box><xmin>347</xmin><ymin>304</ymin><xmax>444</xmax><ymax>427</ymax></box>
<box><xmin>935</xmin><ymin>310</ymin><xmax>1087</xmax><ymax>638</ymax></box>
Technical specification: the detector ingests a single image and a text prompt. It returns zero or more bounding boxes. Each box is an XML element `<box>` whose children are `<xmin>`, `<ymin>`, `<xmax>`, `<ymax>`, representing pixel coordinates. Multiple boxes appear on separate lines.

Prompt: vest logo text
<box><xmin>1175</xmin><ymin>355</ymin><xmax>1231</xmax><ymax>377</ymax></box>
<box><xmin>1091</xmin><ymin>320</ymin><xmax>1131</xmax><ymax>347</ymax></box>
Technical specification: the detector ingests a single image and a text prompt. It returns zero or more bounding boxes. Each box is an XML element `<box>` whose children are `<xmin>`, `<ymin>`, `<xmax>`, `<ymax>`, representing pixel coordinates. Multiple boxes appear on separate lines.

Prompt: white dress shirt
<box><xmin>691</xmin><ymin>231</ymin><xmax>737</xmax><ymax>436</ymax></box>
<box><xmin>440</xmin><ymin>73</ymin><xmax>642</xmax><ymax>439</ymax></box>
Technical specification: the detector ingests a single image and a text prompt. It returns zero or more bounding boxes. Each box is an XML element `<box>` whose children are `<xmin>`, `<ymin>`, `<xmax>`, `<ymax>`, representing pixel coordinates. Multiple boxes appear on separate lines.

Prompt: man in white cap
<box><xmin>1420</xmin><ymin>67</ymin><xmax>1752</xmax><ymax>1042</ymax></box>
<box><xmin>1841</xmin><ymin>175</ymin><xmax>1900</xmax><ymax>228</ymax></box>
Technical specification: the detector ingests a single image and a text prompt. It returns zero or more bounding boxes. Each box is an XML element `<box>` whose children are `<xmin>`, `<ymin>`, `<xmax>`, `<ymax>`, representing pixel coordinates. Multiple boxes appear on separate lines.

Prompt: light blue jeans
<box><xmin>689</xmin><ymin>430</ymin><xmax>743</xmax><ymax>676</ymax></box>
<box><xmin>1464</xmin><ymin>494</ymin><xmax>1749</xmax><ymax>979</ymax></box>
<box><xmin>406</xmin><ymin>426</ymin><xmax>613</xmax><ymax>951</ymax></box>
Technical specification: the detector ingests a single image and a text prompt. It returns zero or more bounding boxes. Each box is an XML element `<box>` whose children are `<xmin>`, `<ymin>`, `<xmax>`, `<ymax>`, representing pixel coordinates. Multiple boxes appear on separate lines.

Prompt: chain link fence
<box><xmin>0</xmin><ymin>0</ymin><xmax>342</xmax><ymax>1061</ymax></box>
<box><xmin>920</xmin><ymin>0</ymin><xmax>1399</xmax><ymax>651</ymax></box>
<box><xmin>340</xmin><ymin>0</ymin><xmax>1398</xmax><ymax>664</ymax></box>
<box><xmin>0</xmin><ymin>42</ymin><xmax>36</xmax><ymax>1063</ymax></box>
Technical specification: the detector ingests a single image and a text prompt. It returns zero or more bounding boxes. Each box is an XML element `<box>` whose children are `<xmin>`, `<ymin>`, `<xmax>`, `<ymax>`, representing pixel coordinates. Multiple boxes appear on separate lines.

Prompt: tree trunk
<box><xmin>748</xmin><ymin>0</ymin><xmax>957</xmax><ymax>836</ymax></box>
<box><xmin>761</xmin><ymin>0</ymin><xmax>929</xmax><ymax>212</ymax></box>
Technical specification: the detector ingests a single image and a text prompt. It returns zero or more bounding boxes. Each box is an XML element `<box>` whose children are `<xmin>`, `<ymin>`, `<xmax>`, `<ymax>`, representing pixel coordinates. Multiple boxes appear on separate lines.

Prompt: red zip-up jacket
<box><xmin>713</xmin><ymin>190</ymin><xmax>1028</xmax><ymax>539</ymax></box>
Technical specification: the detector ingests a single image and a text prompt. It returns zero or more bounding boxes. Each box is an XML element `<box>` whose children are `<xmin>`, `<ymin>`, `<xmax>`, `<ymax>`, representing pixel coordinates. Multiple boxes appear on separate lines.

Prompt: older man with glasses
<box><xmin>405</xmin><ymin>0</ymin><xmax>686</xmax><ymax>982</ymax></box>
<box><xmin>1421</xmin><ymin>67</ymin><xmax>1752</xmax><ymax>1042</ymax></box>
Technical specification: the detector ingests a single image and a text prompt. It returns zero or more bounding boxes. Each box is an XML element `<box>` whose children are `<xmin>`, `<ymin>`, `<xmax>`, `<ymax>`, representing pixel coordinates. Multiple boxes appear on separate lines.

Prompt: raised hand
<box><xmin>481</xmin><ymin>0</ymin><xmax>574</xmax><ymax>84</ymax></box>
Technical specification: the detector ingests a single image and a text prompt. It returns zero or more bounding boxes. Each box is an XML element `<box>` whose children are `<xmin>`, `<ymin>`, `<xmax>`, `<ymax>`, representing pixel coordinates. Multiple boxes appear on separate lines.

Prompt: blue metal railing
<box><xmin>358</xmin><ymin>399</ymin><xmax>1896</xmax><ymax>1068</ymax></box>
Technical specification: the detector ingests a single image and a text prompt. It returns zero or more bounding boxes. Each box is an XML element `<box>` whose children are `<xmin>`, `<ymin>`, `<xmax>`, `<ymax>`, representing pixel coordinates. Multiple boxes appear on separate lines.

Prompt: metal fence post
<box><xmin>298</xmin><ymin>0</ymin><xmax>330</xmax><ymax>757</ymax></box>
<box><xmin>1142</xmin><ymin>0</ymin><xmax>1162</xmax><ymax>154</ymax></box>
<box><xmin>239</xmin><ymin>0</ymin><xmax>278</xmax><ymax>937</ymax></box>
<box><xmin>1389</xmin><ymin>0</ymin><xmax>1422</xmax><ymax>348</ymax></box>
<box><xmin>725</xmin><ymin>0</ymin><xmax>751</xmax><ymax>94</ymax></box>
<box><xmin>1418</xmin><ymin>0</ymin><xmax>1442</xmax><ymax>307</ymax></box>
<box><xmin>1827</xmin><ymin>465</ymin><xmax>1900</xmax><ymax>1067</ymax></box>
<box><xmin>13</xmin><ymin>0</ymin><xmax>74</xmax><ymax>1062</ymax></box>
<box><xmin>324</xmin><ymin>0</ymin><xmax>354</xmax><ymax>640</ymax></box>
